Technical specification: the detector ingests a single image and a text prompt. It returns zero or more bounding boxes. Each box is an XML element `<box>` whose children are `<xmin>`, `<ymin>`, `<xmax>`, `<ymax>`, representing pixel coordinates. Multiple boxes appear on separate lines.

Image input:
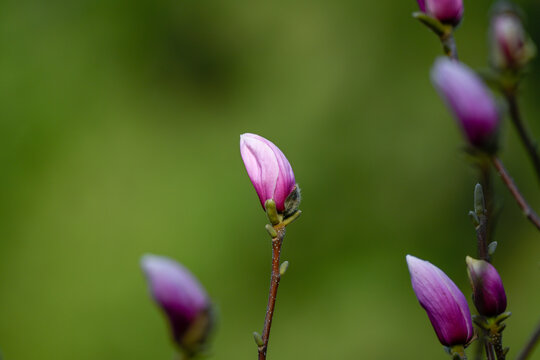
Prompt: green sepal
<box><xmin>265</xmin><ymin>199</ymin><xmax>280</xmax><ymax>225</ymax></box>
<box><xmin>282</xmin><ymin>210</ymin><xmax>302</xmax><ymax>227</ymax></box>
<box><xmin>265</xmin><ymin>224</ymin><xmax>278</xmax><ymax>238</ymax></box>
<box><xmin>495</xmin><ymin>311</ymin><xmax>512</xmax><ymax>325</ymax></box>
<box><xmin>473</xmin><ymin>315</ymin><xmax>491</xmax><ymax>331</ymax></box>
<box><xmin>413</xmin><ymin>12</ymin><xmax>452</xmax><ymax>37</ymax></box>
<box><xmin>448</xmin><ymin>345</ymin><xmax>467</xmax><ymax>360</ymax></box>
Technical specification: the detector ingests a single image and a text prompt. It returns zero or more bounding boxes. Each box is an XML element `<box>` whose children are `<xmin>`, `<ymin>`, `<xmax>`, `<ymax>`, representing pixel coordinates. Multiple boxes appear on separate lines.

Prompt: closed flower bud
<box><xmin>431</xmin><ymin>58</ymin><xmax>500</xmax><ymax>151</ymax></box>
<box><xmin>240</xmin><ymin>133</ymin><xmax>296</xmax><ymax>212</ymax></box>
<box><xmin>466</xmin><ymin>256</ymin><xmax>507</xmax><ymax>317</ymax></box>
<box><xmin>417</xmin><ymin>0</ymin><xmax>463</xmax><ymax>25</ymax></box>
<box><xmin>490</xmin><ymin>11</ymin><xmax>534</xmax><ymax>71</ymax></box>
<box><xmin>406</xmin><ymin>255</ymin><xmax>474</xmax><ymax>347</ymax></box>
<box><xmin>141</xmin><ymin>255</ymin><xmax>213</xmax><ymax>355</ymax></box>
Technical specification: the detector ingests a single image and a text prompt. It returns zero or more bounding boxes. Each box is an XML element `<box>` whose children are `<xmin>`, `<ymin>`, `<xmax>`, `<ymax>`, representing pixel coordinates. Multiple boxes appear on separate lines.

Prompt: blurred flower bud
<box><xmin>466</xmin><ymin>256</ymin><xmax>507</xmax><ymax>317</ymax></box>
<box><xmin>406</xmin><ymin>255</ymin><xmax>474</xmax><ymax>347</ymax></box>
<box><xmin>490</xmin><ymin>10</ymin><xmax>535</xmax><ymax>71</ymax></box>
<box><xmin>240</xmin><ymin>133</ymin><xmax>296</xmax><ymax>213</ymax></box>
<box><xmin>417</xmin><ymin>0</ymin><xmax>463</xmax><ymax>25</ymax></box>
<box><xmin>431</xmin><ymin>58</ymin><xmax>500</xmax><ymax>151</ymax></box>
<box><xmin>141</xmin><ymin>254</ymin><xmax>213</xmax><ymax>356</ymax></box>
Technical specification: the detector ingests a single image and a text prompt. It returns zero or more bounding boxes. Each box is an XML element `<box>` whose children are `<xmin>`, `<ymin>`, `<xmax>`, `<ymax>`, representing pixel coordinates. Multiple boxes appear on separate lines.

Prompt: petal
<box><xmin>240</xmin><ymin>134</ymin><xmax>280</xmax><ymax>209</ymax></box>
<box><xmin>141</xmin><ymin>255</ymin><xmax>210</xmax><ymax>343</ymax></box>
<box><xmin>407</xmin><ymin>255</ymin><xmax>473</xmax><ymax>346</ymax></box>
<box><xmin>240</xmin><ymin>133</ymin><xmax>295</xmax><ymax>211</ymax></box>
<box><xmin>431</xmin><ymin>58</ymin><xmax>499</xmax><ymax>147</ymax></box>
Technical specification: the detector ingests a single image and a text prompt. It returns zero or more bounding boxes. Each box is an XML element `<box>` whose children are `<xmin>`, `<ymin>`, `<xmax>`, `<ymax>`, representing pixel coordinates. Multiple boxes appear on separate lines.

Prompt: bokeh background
<box><xmin>1</xmin><ymin>0</ymin><xmax>540</xmax><ymax>359</ymax></box>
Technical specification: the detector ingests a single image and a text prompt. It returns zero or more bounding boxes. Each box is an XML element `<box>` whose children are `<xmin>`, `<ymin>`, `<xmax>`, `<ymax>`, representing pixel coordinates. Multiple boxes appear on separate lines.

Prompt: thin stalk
<box><xmin>477</xmin><ymin>164</ymin><xmax>493</xmax><ymax>261</ymax></box>
<box><xmin>473</xmin><ymin>337</ymin><xmax>486</xmax><ymax>360</ymax></box>
<box><xmin>491</xmin><ymin>157</ymin><xmax>540</xmax><ymax>231</ymax></box>
<box><xmin>516</xmin><ymin>319</ymin><xmax>540</xmax><ymax>360</ymax></box>
<box><xmin>258</xmin><ymin>226</ymin><xmax>286</xmax><ymax>360</ymax></box>
<box><xmin>441</xmin><ymin>33</ymin><xmax>459</xmax><ymax>61</ymax></box>
<box><xmin>504</xmin><ymin>91</ymin><xmax>540</xmax><ymax>184</ymax></box>
<box><xmin>486</xmin><ymin>340</ymin><xmax>496</xmax><ymax>360</ymax></box>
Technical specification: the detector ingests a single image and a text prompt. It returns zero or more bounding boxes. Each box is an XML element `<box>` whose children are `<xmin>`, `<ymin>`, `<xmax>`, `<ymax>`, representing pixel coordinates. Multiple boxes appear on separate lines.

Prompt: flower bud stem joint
<box><xmin>258</xmin><ymin>200</ymin><xmax>301</xmax><ymax>360</ymax></box>
<box><xmin>413</xmin><ymin>12</ymin><xmax>459</xmax><ymax>60</ymax></box>
<box><xmin>474</xmin><ymin>312</ymin><xmax>511</xmax><ymax>360</ymax></box>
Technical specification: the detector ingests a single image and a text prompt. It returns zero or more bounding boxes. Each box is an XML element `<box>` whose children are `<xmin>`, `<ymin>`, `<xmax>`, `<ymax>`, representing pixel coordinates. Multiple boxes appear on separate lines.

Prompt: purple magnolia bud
<box><xmin>406</xmin><ymin>255</ymin><xmax>474</xmax><ymax>347</ymax></box>
<box><xmin>141</xmin><ymin>254</ymin><xmax>213</xmax><ymax>355</ymax></box>
<box><xmin>240</xmin><ymin>133</ymin><xmax>296</xmax><ymax>212</ymax></box>
<box><xmin>417</xmin><ymin>0</ymin><xmax>463</xmax><ymax>25</ymax></box>
<box><xmin>466</xmin><ymin>256</ymin><xmax>507</xmax><ymax>317</ymax></box>
<box><xmin>431</xmin><ymin>58</ymin><xmax>500</xmax><ymax>150</ymax></box>
<box><xmin>490</xmin><ymin>12</ymin><xmax>532</xmax><ymax>70</ymax></box>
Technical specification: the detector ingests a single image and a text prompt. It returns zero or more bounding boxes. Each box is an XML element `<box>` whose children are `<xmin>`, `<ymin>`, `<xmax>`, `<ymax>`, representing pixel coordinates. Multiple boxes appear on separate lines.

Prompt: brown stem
<box><xmin>505</xmin><ymin>92</ymin><xmax>540</xmax><ymax>184</ymax></box>
<box><xmin>516</xmin><ymin>319</ymin><xmax>540</xmax><ymax>360</ymax></box>
<box><xmin>492</xmin><ymin>157</ymin><xmax>540</xmax><ymax>231</ymax></box>
<box><xmin>258</xmin><ymin>226</ymin><xmax>286</xmax><ymax>360</ymax></box>
<box><xmin>441</xmin><ymin>33</ymin><xmax>459</xmax><ymax>61</ymax></box>
<box><xmin>490</xmin><ymin>331</ymin><xmax>506</xmax><ymax>360</ymax></box>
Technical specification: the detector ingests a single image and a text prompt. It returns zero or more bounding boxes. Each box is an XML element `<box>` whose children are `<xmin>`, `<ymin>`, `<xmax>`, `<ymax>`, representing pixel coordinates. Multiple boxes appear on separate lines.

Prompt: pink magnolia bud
<box><xmin>490</xmin><ymin>12</ymin><xmax>533</xmax><ymax>70</ymax></box>
<box><xmin>141</xmin><ymin>255</ymin><xmax>213</xmax><ymax>355</ymax></box>
<box><xmin>431</xmin><ymin>58</ymin><xmax>500</xmax><ymax>150</ymax></box>
<box><xmin>417</xmin><ymin>0</ymin><xmax>463</xmax><ymax>25</ymax></box>
<box><xmin>407</xmin><ymin>255</ymin><xmax>474</xmax><ymax>347</ymax></box>
<box><xmin>466</xmin><ymin>256</ymin><xmax>507</xmax><ymax>317</ymax></box>
<box><xmin>240</xmin><ymin>133</ymin><xmax>296</xmax><ymax>212</ymax></box>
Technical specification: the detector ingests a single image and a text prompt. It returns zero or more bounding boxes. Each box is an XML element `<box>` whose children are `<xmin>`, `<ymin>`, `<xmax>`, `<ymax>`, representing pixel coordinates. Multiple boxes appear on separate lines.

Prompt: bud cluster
<box><xmin>406</xmin><ymin>254</ymin><xmax>508</xmax><ymax>357</ymax></box>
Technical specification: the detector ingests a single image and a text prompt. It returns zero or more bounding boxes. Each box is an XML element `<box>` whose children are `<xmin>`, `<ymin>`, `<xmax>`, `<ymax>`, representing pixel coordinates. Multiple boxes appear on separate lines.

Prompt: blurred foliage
<box><xmin>1</xmin><ymin>0</ymin><xmax>540</xmax><ymax>359</ymax></box>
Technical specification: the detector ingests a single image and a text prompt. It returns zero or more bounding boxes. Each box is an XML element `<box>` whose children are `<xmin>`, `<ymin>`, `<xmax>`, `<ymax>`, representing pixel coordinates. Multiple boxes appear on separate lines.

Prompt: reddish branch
<box><xmin>492</xmin><ymin>157</ymin><xmax>540</xmax><ymax>231</ymax></box>
<box><xmin>258</xmin><ymin>226</ymin><xmax>286</xmax><ymax>360</ymax></box>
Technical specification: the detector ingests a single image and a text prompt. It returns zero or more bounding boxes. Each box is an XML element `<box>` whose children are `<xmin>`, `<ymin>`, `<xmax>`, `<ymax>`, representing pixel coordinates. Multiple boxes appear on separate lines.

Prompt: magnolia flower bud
<box><xmin>240</xmin><ymin>133</ymin><xmax>296</xmax><ymax>213</ymax></box>
<box><xmin>490</xmin><ymin>11</ymin><xmax>535</xmax><ymax>71</ymax></box>
<box><xmin>141</xmin><ymin>255</ymin><xmax>213</xmax><ymax>355</ymax></box>
<box><xmin>466</xmin><ymin>256</ymin><xmax>507</xmax><ymax>317</ymax></box>
<box><xmin>417</xmin><ymin>0</ymin><xmax>463</xmax><ymax>25</ymax></box>
<box><xmin>431</xmin><ymin>58</ymin><xmax>500</xmax><ymax>151</ymax></box>
<box><xmin>406</xmin><ymin>255</ymin><xmax>474</xmax><ymax>347</ymax></box>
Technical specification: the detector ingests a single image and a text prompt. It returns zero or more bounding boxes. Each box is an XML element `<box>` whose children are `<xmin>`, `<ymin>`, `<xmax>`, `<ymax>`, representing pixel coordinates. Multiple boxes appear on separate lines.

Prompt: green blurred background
<box><xmin>1</xmin><ymin>0</ymin><xmax>540</xmax><ymax>359</ymax></box>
